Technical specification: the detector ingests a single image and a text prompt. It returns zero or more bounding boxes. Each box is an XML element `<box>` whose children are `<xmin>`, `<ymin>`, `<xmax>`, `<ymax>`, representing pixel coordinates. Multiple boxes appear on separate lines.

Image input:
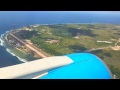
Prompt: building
<box><xmin>45</xmin><ymin>40</ymin><xmax>59</xmax><ymax>44</ymax></box>
<box><xmin>97</xmin><ymin>40</ymin><xmax>112</xmax><ymax>43</ymax></box>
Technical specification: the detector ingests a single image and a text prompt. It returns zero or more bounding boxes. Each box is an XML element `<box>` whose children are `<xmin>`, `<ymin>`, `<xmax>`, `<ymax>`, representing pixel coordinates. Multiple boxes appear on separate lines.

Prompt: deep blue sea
<box><xmin>0</xmin><ymin>11</ymin><xmax>120</xmax><ymax>68</ymax></box>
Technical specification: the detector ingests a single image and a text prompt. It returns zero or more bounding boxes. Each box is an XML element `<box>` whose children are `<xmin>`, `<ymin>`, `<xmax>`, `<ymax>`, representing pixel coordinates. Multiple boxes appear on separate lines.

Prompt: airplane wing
<box><xmin>0</xmin><ymin>53</ymin><xmax>112</xmax><ymax>79</ymax></box>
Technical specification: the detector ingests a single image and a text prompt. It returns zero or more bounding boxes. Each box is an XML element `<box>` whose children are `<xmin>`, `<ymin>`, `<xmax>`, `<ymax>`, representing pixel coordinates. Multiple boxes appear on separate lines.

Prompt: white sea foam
<box><xmin>0</xmin><ymin>33</ymin><xmax>5</xmax><ymax>46</ymax></box>
<box><xmin>5</xmin><ymin>31</ymin><xmax>10</xmax><ymax>34</ymax></box>
<box><xmin>0</xmin><ymin>30</ymin><xmax>11</xmax><ymax>46</ymax></box>
<box><xmin>0</xmin><ymin>38</ymin><xmax>4</xmax><ymax>46</ymax></box>
<box><xmin>6</xmin><ymin>48</ymin><xmax>27</xmax><ymax>63</ymax></box>
<box><xmin>0</xmin><ymin>30</ymin><xmax>27</xmax><ymax>63</ymax></box>
<box><xmin>0</xmin><ymin>25</ymin><xmax>53</xmax><ymax>63</ymax></box>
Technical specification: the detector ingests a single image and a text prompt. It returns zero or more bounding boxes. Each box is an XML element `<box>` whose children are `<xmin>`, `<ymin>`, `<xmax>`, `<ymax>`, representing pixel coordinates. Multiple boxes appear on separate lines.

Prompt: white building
<box><xmin>97</xmin><ymin>40</ymin><xmax>112</xmax><ymax>43</ymax></box>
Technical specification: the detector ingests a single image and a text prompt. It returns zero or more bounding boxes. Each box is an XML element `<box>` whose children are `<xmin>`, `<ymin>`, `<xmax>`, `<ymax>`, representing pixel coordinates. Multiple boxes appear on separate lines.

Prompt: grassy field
<box><xmin>32</xmin><ymin>24</ymin><xmax>120</xmax><ymax>78</ymax></box>
<box><xmin>91</xmin><ymin>49</ymin><xmax>120</xmax><ymax>78</ymax></box>
<box><xmin>2</xmin><ymin>34</ymin><xmax>38</xmax><ymax>61</ymax></box>
<box><xmin>28</xmin><ymin>24</ymin><xmax>120</xmax><ymax>54</ymax></box>
<box><xmin>7</xmin><ymin>23</ymin><xmax>120</xmax><ymax>78</ymax></box>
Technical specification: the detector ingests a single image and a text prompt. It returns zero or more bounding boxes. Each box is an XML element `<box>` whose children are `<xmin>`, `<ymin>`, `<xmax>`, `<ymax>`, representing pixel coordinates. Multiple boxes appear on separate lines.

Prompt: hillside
<box><xmin>13</xmin><ymin>24</ymin><xmax>120</xmax><ymax>78</ymax></box>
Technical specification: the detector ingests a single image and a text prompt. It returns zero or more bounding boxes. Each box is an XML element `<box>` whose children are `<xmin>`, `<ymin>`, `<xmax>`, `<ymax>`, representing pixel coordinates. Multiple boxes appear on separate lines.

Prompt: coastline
<box><xmin>0</xmin><ymin>23</ymin><xmax>118</xmax><ymax>64</ymax></box>
<box><xmin>6</xmin><ymin>48</ymin><xmax>27</xmax><ymax>63</ymax></box>
<box><xmin>27</xmin><ymin>23</ymin><xmax>118</xmax><ymax>28</ymax></box>
<box><xmin>0</xmin><ymin>30</ymin><xmax>27</xmax><ymax>63</ymax></box>
<box><xmin>0</xmin><ymin>23</ymin><xmax>52</xmax><ymax>63</ymax></box>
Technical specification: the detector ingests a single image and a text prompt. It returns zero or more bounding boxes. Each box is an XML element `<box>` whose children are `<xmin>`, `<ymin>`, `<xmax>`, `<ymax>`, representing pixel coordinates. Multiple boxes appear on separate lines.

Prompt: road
<box><xmin>24</xmin><ymin>40</ymin><xmax>50</xmax><ymax>57</ymax></box>
<box><xmin>9</xmin><ymin>33</ymin><xmax>50</xmax><ymax>58</ymax></box>
<box><xmin>85</xmin><ymin>45</ymin><xmax>120</xmax><ymax>52</ymax></box>
<box><xmin>84</xmin><ymin>46</ymin><xmax>110</xmax><ymax>52</ymax></box>
<box><xmin>9</xmin><ymin>33</ymin><xmax>119</xmax><ymax>57</ymax></box>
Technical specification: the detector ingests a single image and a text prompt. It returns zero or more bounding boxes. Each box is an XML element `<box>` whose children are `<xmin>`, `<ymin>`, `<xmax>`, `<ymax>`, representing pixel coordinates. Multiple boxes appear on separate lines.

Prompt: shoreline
<box><xmin>0</xmin><ymin>30</ymin><xmax>27</xmax><ymax>63</ymax></box>
<box><xmin>22</xmin><ymin>23</ymin><xmax>120</xmax><ymax>29</ymax></box>
<box><xmin>29</xmin><ymin>23</ymin><xmax>120</xmax><ymax>26</ymax></box>
<box><xmin>29</xmin><ymin>23</ymin><xmax>95</xmax><ymax>26</ymax></box>
<box><xmin>0</xmin><ymin>23</ymin><xmax>119</xmax><ymax>64</ymax></box>
<box><xmin>6</xmin><ymin>48</ymin><xmax>27</xmax><ymax>63</ymax></box>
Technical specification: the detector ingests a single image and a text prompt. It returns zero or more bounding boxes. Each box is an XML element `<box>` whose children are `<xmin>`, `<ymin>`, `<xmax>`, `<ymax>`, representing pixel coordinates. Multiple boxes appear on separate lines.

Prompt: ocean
<box><xmin>0</xmin><ymin>11</ymin><xmax>120</xmax><ymax>68</ymax></box>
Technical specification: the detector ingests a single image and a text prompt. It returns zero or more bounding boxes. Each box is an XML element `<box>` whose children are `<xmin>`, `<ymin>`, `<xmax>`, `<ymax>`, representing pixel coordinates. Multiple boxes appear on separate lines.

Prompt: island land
<box><xmin>4</xmin><ymin>24</ymin><xmax>120</xmax><ymax>78</ymax></box>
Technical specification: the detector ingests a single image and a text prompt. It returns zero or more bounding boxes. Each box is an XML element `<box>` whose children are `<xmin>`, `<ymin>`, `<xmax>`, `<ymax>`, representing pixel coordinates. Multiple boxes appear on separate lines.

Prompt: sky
<box><xmin>0</xmin><ymin>11</ymin><xmax>120</xmax><ymax>26</ymax></box>
<box><xmin>0</xmin><ymin>11</ymin><xmax>120</xmax><ymax>17</ymax></box>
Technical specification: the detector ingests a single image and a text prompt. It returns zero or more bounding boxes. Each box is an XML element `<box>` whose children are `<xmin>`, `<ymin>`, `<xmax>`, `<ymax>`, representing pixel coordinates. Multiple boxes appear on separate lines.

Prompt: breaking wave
<box><xmin>0</xmin><ymin>30</ymin><xmax>27</xmax><ymax>63</ymax></box>
<box><xmin>6</xmin><ymin>48</ymin><xmax>27</xmax><ymax>63</ymax></box>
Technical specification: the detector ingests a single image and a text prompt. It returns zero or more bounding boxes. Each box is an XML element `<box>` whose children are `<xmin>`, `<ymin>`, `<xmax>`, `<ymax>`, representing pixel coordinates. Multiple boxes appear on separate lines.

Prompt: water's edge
<box><xmin>0</xmin><ymin>23</ymin><xmax>118</xmax><ymax>64</ymax></box>
<box><xmin>0</xmin><ymin>30</ymin><xmax>27</xmax><ymax>63</ymax></box>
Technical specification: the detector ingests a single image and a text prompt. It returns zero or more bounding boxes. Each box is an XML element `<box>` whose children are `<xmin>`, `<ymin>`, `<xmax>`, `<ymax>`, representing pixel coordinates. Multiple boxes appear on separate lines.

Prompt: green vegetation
<box><xmin>2</xmin><ymin>34</ymin><xmax>38</xmax><ymax>61</ymax></box>
<box><xmin>91</xmin><ymin>49</ymin><xmax>120</xmax><ymax>78</ymax></box>
<box><xmin>32</xmin><ymin>24</ymin><xmax>120</xmax><ymax>78</ymax></box>
<box><xmin>27</xmin><ymin>24</ymin><xmax>120</xmax><ymax>55</ymax></box>
<box><xmin>17</xmin><ymin>30</ymin><xmax>38</xmax><ymax>39</ymax></box>
<box><xmin>5</xmin><ymin>23</ymin><xmax>120</xmax><ymax>78</ymax></box>
<box><xmin>108</xmin><ymin>65</ymin><xmax>120</xmax><ymax>79</ymax></box>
